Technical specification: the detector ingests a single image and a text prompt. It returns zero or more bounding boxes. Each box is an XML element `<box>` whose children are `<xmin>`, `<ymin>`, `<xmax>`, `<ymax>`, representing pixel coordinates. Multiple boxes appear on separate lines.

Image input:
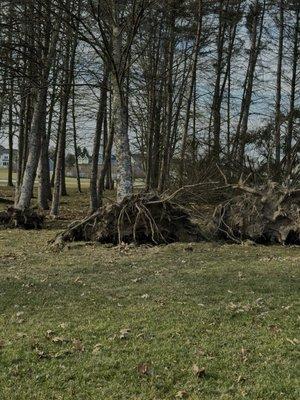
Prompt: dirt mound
<box><xmin>0</xmin><ymin>207</ymin><xmax>44</xmax><ymax>229</ymax></box>
<box><xmin>52</xmin><ymin>192</ymin><xmax>204</xmax><ymax>247</ymax></box>
<box><xmin>214</xmin><ymin>182</ymin><xmax>300</xmax><ymax>244</ymax></box>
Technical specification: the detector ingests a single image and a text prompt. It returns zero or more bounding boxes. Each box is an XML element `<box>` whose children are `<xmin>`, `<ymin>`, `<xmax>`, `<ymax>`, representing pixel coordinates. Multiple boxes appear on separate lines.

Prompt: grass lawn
<box><xmin>0</xmin><ymin>167</ymin><xmax>91</xmax><ymax>189</ymax></box>
<box><xmin>0</xmin><ymin>227</ymin><xmax>299</xmax><ymax>399</ymax></box>
<box><xmin>0</xmin><ymin>179</ymin><xmax>299</xmax><ymax>399</ymax></box>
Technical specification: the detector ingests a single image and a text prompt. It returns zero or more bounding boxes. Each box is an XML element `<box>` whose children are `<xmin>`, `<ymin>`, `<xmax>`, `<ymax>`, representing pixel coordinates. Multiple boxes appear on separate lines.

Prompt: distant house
<box><xmin>78</xmin><ymin>155</ymin><xmax>90</xmax><ymax>165</ymax></box>
<box><xmin>0</xmin><ymin>146</ymin><xmax>19</xmax><ymax>169</ymax></box>
<box><xmin>0</xmin><ymin>146</ymin><xmax>10</xmax><ymax>167</ymax></box>
<box><xmin>65</xmin><ymin>153</ymin><xmax>144</xmax><ymax>180</ymax></box>
<box><xmin>0</xmin><ymin>152</ymin><xmax>9</xmax><ymax>167</ymax></box>
<box><xmin>66</xmin><ymin>154</ymin><xmax>117</xmax><ymax>179</ymax></box>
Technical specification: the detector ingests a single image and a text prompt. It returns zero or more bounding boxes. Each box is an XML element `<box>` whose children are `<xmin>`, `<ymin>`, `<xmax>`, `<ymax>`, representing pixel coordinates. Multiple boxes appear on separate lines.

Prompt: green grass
<box><xmin>0</xmin><ymin>167</ymin><xmax>17</xmax><ymax>182</ymax></box>
<box><xmin>0</xmin><ymin>226</ymin><xmax>299</xmax><ymax>399</ymax></box>
<box><xmin>0</xmin><ymin>167</ymin><xmax>91</xmax><ymax>189</ymax></box>
<box><xmin>0</xmin><ymin>177</ymin><xmax>299</xmax><ymax>398</ymax></box>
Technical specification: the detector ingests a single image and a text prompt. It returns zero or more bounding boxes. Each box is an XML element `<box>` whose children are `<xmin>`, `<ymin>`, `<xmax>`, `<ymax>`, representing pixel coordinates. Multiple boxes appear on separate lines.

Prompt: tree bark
<box><xmin>236</xmin><ymin>0</ymin><xmax>265</xmax><ymax>167</ymax></box>
<box><xmin>179</xmin><ymin>1</ymin><xmax>202</xmax><ymax>184</ymax></box>
<box><xmin>71</xmin><ymin>77</ymin><xmax>81</xmax><ymax>193</ymax></box>
<box><xmin>285</xmin><ymin>8</ymin><xmax>299</xmax><ymax>175</ymax></box>
<box><xmin>274</xmin><ymin>0</ymin><xmax>284</xmax><ymax>173</ymax></box>
<box><xmin>37</xmin><ymin>96</ymin><xmax>51</xmax><ymax>209</ymax></box>
<box><xmin>90</xmin><ymin>64</ymin><xmax>109</xmax><ymax>212</ymax></box>
<box><xmin>16</xmin><ymin>16</ymin><xmax>60</xmax><ymax>210</ymax></box>
<box><xmin>111</xmin><ymin>20</ymin><xmax>133</xmax><ymax>202</ymax></box>
<box><xmin>16</xmin><ymin>86</ymin><xmax>47</xmax><ymax>209</ymax></box>
<box><xmin>158</xmin><ymin>3</ymin><xmax>176</xmax><ymax>192</ymax></box>
<box><xmin>50</xmin><ymin>41</ymin><xmax>72</xmax><ymax>216</ymax></box>
<box><xmin>8</xmin><ymin>85</ymin><xmax>14</xmax><ymax>187</ymax></box>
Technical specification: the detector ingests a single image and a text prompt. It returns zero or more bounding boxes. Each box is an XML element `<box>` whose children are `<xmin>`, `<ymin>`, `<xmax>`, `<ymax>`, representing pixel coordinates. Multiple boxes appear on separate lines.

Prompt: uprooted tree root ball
<box><xmin>213</xmin><ymin>181</ymin><xmax>300</xmax><ymax>245</ymax></box>
<box><xmin>0</xmin><ymin>207</ymin><xmax>44</xmax><ymax>229</ymax></box>
<box><xmin>52</xmin><ymin>192</ymin><xmax>205</xmax><ymax>248</ymax></box>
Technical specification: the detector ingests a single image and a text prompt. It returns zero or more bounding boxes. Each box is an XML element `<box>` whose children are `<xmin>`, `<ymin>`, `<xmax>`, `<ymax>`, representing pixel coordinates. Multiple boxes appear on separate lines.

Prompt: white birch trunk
<box><xmin>112</xmin><ymin>23</ymin><xmax>133</xmax><ymax>202</ymax></box>
<box><xmin>16</xmin><ymin>87</ymin><xmax>47</xmax><ymax>209</ymax></box>
<box><xmin>15</xmin><ymin>23</ymin><xmax>60</xmax><ymax>209</ymax></box>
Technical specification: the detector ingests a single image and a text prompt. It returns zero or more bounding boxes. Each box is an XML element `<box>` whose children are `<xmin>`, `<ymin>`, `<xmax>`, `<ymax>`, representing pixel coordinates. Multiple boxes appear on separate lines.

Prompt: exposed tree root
<box><xmin>51</xmin><ymin>192</ymin><xmax>204</xmax><ymax>248</ymax></box>
<box><xmin>0</xmin><ymin>207</ymin><xmax>44</xmax><ymax>229</ymax></box>
<box><xmin>213</xmin><ymin>181</ymin><xmax>300</xmax><ymax>245</ymax></box>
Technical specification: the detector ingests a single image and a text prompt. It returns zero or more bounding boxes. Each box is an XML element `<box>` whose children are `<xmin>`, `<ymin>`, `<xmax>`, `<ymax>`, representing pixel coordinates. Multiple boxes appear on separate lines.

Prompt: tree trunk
<box><xmin>37</xmin><ymin>101</ymin><xmax>51</xmax><ymax>209</ymax></box>
<box><xmin>274</xmin><ymin>0</ymin><xmax>284</xmax><ymax>173</ymax></box>
<box><xmin>71</xmin><ymin>78</ymin><xmax>81</xmax><ymax>193</ymax></box>
<box><xmin>210</xmin><ymin>1</ymin><xmax>227</xmax><ymax>163</ymax></box>
<box><xmin>236</xmin><ymin>0</ymin><xmax>265</xmax><ymax>167</ymax></box>
<box><xmin>179</xmin><ymin>2</ymin><xmax>202</xmax><ymax>184</ymax></box>
<box><xmin>90</xmin><ymin>64</ymin><xmax>109</xmax><ymax>212</ymax></box>
<box><xmin>8</xmin><ymin>89</ymin><xmax>14</xmax><ymax>187</ymax></box>
<box><xmin>97</xmin><ymin>122</ymin><xmax>114</xmax><ymax>207</ymax></box>
<box><xmin>285</xmin><ymin>9</ymin><xmax>299</xmax><ymax>175</ymax></box>
<box><xmin>50</xmin><ymin>53</ymin><xmax>72</xmax><ymax>215</ymax></box>
<box><xmin>16</xmin><ymin>15</ymin><xmax>60</xmax><ymax>210</ymax></box>
<box><xmin>158</xmin><ymin>4</ymin><xmax>175</xmax><ymax>192</ymax></box>
<box><xmin>111</xmin><ymin>22</ymin><xmax>133</xmax><ymax>202</ymax></box>
<box><xmin>16</xmin><ymin>86</ymin><xmax>47</xmax><ymax>209</ymax></box>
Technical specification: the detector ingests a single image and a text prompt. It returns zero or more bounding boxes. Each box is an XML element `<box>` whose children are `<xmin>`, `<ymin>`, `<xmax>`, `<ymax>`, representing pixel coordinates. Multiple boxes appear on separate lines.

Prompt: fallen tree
<box><xmin>214</xmin><ymin>180</ymin><xmax>300</xmax><ymax>244</ymax></box>
<box><xmin>51</xmin><ymin>192</ymin><xmax>204</xmax><ymax>248</ymax></box>
<box><xmin>0</xmin><ymin>207</ymin><xmax>44</xmax><ymax>229</ymax></box>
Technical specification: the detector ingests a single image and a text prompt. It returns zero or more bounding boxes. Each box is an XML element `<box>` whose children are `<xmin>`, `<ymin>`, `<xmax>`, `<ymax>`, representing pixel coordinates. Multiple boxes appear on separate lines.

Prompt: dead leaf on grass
<box><xmin>45</xmin><ymin>330</ymin><xmax>55</xmax><ymax>339</ymax></box>
<box><xmin>286</xmin><ymin>338</ymin><xmax>299</xmax><ymax>345</ymax></box>
<box><xmin>131</xmin><ymin>277</ymin><xmax>142</xmax><ymax>283</ymax></box>
<box><xmin>237</xmin><ymin>374</ymin><xmax>246</xmax><ymax>383</ymax></box>
<box><xmin>119</xmin><ymin>328</ymin><xmax>131</xmax><ymax>339</ymax></box>
<box><xmin>35</xmin><ymin>348</ymin><xmax>50</xmax><ymax>359</ymax></box>
<box><xmin>268</xmin><ymin>324</ymin><xmax>281</xmax><ymax>333</ymax></box>
<box><xmin>92</xmin><ymin>343</ymin><xmax>101</xmax><ymax>354</ymax></box>
<box><xmin>52</xmin><ymin>336</ymin><xmax>69</xmax><ymax>344</ymax></box>
<box><xmin>192</xmin><ymin>364</ymin><xmax>205</xmax><ymax>378</ymax></box>
<box><xmin>176</xmin><ymin>390</ymin><xmax>189</xmax><ymax>398</ymax></box>
<box><xmin>240</xmin><ymin>347</ymin><xmax>248</xmax><ymax>362</ymax></box>
<box><xmin>53</xmin><ymin>349</ymin><xmax>73</xmax><ymax>358</ymax></box>
<box><xmin>72</xmin><ymin>339</ymin><xmax>85</xmax><ymax>352</ymax></box>
<box><xmin>137</xmin><ymin>363</ymin><xmax>150</xmax><ymax>375</ymax></box>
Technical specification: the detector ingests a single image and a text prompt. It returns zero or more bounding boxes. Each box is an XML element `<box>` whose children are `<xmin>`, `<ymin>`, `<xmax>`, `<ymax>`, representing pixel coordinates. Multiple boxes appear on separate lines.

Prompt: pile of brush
<box><xmin>52</xmin><ymin>192</ymin><xmax>204</xmax><ymax>248</ymax></box>
<box><xmin>214</xmin><ymin>181</ymin><xmax>300</xmax><ymax>245</ymax></box>
<box><xmin>0</xmin><ymin>207</ymin><xmax>44</xmax><ymax>229</ymax></box>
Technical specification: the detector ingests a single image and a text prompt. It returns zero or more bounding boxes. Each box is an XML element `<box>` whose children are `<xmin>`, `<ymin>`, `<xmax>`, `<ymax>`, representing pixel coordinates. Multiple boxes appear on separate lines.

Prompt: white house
<box><xmin>0</xmin><ymin>145</ymin><xmax>18</xmax><ymax>168</ymax></box>
<box><xmin>78</xmin><ymin>155</ymin><xmax>90</xmax><ymax>165</ymax></box>
<box><xmin>0</xmin><ymin>147</ymin><xmax>9</xmax><ymax>167</ymax></box>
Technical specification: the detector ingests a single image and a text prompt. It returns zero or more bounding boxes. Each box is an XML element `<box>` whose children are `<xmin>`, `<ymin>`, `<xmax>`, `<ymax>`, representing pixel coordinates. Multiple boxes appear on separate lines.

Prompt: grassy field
<box><xmin>0</xmin><ymin>167</ymin><xmax>91</xmax><ymax>189</ymax></box>
<box><xmin>0</xmin><ymin>179</ymin><xmax>299</xmax><ymax>399</ymax></box>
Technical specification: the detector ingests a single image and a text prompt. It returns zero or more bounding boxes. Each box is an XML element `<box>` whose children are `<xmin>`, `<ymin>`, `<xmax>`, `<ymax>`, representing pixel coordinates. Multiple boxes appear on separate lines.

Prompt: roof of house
<box><xmin>0</xmin><ymin>145</ymin><xmax>7</xmax><ymax>155</ymax></box>
<box><xmin>0</xmin><ymin>146</ymin><xmax>18</xmax><ymax>157</ymax></box>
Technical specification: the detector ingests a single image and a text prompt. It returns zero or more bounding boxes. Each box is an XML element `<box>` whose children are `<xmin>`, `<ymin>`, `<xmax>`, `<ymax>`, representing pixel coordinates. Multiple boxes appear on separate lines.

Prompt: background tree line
<box><xmin>0</xmin><ymin>0</ymin><xmax>299</xmax><ymax>216</ymax></box>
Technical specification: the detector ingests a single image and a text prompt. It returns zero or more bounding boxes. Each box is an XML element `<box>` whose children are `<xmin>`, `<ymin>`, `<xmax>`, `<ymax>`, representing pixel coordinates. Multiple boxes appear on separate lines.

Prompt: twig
<box><xmin>148</xmin><ymin>181</ymin><xmax>219</xmax><ymax>205</ymax></box>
